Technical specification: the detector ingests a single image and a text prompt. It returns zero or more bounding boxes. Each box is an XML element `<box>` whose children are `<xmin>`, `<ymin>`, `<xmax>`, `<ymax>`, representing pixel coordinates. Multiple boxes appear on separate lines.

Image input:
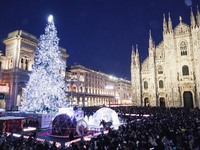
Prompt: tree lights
<box><xmin>20</xmin><ymin>15</ymin><xmax>67</xmax><ymax>113</ymax></box>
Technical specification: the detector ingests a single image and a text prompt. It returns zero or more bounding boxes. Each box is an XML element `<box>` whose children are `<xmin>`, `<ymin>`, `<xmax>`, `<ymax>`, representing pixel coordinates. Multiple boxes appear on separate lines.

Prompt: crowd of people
<box><xmin>71</xmin><ymin>106</ymin><xmax>200</xmax><ymax>150</ymax></box>
<box><xmin>0</xmin><ymin>106</ymin><xmax>200</xmax><ymax>149</ymax></box>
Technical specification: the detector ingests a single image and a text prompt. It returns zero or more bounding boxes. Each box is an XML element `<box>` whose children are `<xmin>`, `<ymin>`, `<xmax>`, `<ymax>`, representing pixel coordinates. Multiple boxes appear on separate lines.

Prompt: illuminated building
<box><xmin>0</xmin><ymin>30</ymin><xmax>68</xmax><ymax>110</ymax></box>
<box><xmin>66</xmin><ymin>64</ymin><xmax>132</xmax><ymax>106</ymax></box>
<box><xmin>131</xmin><ymin>9</ymin><xmax>200</xmax><ymax>108</ymax></box>
<box><xmin>0</xmin><ymin>30</ymin><xmax>131</xmax><ymax>109</ymax></box>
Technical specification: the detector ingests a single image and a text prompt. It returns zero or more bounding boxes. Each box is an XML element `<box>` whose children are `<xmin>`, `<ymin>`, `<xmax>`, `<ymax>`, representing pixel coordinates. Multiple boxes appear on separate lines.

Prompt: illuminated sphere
<box><xmin>93</xmin><ymin>107</ymin><xmax>120</xmax><ymax>125</ymax></box>
<box><xmin>52</xmin><ymin>114</ymin><xmax>77</xmax><ymax>136</ymax></box>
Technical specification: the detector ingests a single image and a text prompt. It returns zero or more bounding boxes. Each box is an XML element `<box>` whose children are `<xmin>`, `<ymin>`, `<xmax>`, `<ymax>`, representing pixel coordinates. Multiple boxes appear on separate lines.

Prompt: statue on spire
<box><xmin>179</xmin><ymin>16</ymin><xmax>182</xmax><ymax>22</ymax></box>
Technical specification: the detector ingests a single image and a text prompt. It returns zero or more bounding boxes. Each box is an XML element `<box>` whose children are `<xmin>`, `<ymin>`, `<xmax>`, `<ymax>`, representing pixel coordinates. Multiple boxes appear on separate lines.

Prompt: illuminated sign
<box><xmin>0</xmin><ymin>85</ymin><xmax>9</xmax><ymax>93</ymax></box>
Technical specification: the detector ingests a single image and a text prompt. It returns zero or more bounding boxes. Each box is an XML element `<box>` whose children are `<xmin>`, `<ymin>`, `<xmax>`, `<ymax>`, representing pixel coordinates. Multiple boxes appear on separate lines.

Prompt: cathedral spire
<box><xmin>190</xmin><ymin>7</ymin><xmax>196</xmax><ymax>28</ymax></box>
<box><xmin>131</xmin><ymin>45</ymin><xmax>140</xmax><ymax>66</ymax></box>
<box><xmin>168</xmin><ymin>12</ymin><xmax>173</xmax><ymax>32</ymax></box>
<box><xmin>131</xmin><ymin>45</ymin><xmax>136</xmax><ymax>65</ymax></box>
<box><xmin>136</xmin><ymin>44</ymin><xmax>140</xmax><ymax>65</ymax></box>
<box><xmin>136</xmin><ymin>44</ymin><xmax>139</xmax><ymax>56</ymax></box>
<box><xmin>149</xmin><ymin>30</ymin><xmax>154</xmax><ymax>48</ymax></box>
<box><xmin>196</xmin><ymin>5</ymin><xmax>200</xmax><ymax>27</ymax></box>
<box><xmin>163</xmin><ymin>13</ymin><xmax>168</xmax><ymax>33</ymax></box>
<box><xmin>131</xmin><ymin>45</ymin><xmax>135</xmax><ymax>57</ymax></box>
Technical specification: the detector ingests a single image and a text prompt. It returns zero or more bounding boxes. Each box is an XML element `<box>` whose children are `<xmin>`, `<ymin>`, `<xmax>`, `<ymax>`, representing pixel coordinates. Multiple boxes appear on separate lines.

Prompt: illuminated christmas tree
<box><xmin>21</xmin><ymin>15</ymin><xmax>67</xmax><ymax>113</ymax></box>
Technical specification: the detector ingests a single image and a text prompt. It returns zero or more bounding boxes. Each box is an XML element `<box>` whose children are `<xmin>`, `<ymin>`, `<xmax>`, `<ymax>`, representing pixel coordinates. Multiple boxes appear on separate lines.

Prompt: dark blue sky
<box><xmin>0</xmin><ymin>0</ymin><xmax>198</xmax><ymax>80</ymax></box>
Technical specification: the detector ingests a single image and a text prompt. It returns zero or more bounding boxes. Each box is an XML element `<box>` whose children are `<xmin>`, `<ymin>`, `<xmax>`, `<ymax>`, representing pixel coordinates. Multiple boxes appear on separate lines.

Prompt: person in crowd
<box><xmin>0</xmin><ymin>106</ymin><xmax>200</xmax><ymax>149</ymax></box>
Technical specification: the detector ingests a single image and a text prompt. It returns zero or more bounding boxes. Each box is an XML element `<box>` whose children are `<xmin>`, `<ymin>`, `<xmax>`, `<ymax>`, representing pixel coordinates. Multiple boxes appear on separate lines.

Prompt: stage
<box><xmin>0</xmin><ymin>116</ymin><xmax>25</xmax><ymax>133</ymax></box>
<box><xmin>9</xmin><ymin>126</ymin><xmax>107</xmax><ymax>148</ymax></box>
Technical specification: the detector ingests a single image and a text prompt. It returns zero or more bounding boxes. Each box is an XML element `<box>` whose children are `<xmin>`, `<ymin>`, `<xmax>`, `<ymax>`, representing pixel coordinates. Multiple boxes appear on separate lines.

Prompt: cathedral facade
<box><xmin>131</xmin><ymin>8</ymin><xmax>200</xmax><ymax>108</ymax></box>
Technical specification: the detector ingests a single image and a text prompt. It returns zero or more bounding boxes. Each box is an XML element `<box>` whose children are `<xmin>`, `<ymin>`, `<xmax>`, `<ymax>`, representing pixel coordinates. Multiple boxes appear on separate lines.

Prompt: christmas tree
<box><xmin>21</xmin><ymin>15</ymin><xmax>67</xmax><ymax>113</ymax></box>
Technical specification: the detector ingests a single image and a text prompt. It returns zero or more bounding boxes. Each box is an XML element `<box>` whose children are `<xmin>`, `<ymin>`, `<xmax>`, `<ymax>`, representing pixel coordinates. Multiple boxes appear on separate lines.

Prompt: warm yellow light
<box><xmin>105</xmin><ymin>85</ymin><xmax>114</xmax><ymax>89</ymax></box>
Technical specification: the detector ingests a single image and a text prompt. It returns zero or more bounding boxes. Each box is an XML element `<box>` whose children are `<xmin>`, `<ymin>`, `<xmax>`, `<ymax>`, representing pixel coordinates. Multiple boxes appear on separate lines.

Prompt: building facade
<box><xmin>131</xmin><ymin>9</ymin><xmax>200</xmax><ymax>108</ymax></box>
<box><xmin>0</xmin><ymin>30</ymin><xmax>131</xmax><ymax>109</ymax></box>
<box><xmin>0</xmin><ymin>30</ymin><xmax>68</xmax><ymax>110</ymax></box>
<box><xmin>66</xmin><ymin>64</ymin><xmax>132</xmax><ymax>107</ymax></box>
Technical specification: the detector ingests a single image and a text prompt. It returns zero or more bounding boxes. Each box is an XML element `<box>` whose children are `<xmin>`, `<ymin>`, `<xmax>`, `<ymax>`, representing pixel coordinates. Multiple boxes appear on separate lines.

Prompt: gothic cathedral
<box><xmin>131</xmin><ymin>8</ymin><xmax>200</xmax><ymax>108</ymax></box>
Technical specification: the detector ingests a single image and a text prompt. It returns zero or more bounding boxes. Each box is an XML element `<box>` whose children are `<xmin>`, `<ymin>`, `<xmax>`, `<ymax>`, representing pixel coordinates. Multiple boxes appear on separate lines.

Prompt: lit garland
<box><xmin>21</xmin><ymin>15</ymin><xmax>67</xmax><ymax>113</ymax></box>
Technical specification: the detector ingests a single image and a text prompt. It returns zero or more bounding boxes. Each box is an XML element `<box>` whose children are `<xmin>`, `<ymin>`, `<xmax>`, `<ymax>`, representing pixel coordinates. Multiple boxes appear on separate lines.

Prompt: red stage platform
<box><xmin>0</xmin><ymin>116</ymin><xmax>25</xmax><ymax>133</ymax></box>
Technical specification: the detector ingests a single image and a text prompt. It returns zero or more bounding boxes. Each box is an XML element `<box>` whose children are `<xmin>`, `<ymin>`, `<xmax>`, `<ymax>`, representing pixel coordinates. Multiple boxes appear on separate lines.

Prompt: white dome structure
<box><xmin>92</xmin><ymin>107</ymin><xmax>120</xmax><ymax>126</ymax></box>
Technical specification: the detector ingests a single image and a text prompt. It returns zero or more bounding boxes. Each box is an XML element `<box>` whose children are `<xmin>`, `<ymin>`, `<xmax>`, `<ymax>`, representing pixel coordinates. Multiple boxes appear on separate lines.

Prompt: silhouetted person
<box><xmin>69</xmin><ymin>131</ymin><xmax>74</xmax><ymax>141</ymax></box>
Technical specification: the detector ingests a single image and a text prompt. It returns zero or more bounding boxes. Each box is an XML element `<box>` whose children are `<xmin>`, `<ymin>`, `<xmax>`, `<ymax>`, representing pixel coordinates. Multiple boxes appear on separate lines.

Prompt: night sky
<box><xmin>0</xmin><ymin>0</ymin><xmax>198</xmax><ymax>80</ymax></box>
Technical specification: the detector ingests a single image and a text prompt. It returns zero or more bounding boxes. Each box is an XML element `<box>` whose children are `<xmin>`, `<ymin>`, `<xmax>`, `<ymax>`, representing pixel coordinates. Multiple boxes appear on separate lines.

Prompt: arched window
<box><xmin>80</xmin><ymin>87</ymin><xmax>83</xmax><ymax>92</ymax></box>
<box><xmin>21</xmin><ymin>58</ymin><xmax>23</xmax><ymax>69</ymax></box>
<box><xmin>182</xmin><ymin>65</ymin><xmax>189</xmax><ymax>76</ymax></box>
<box><xmin>159</xmin><ymin>80</ymin><xmax>164</xmax><ymax>88</ymax></box>
<box><xmin>144</xmin><ymin>81</ymin><xmax>148</xmax><ymax>89</ymax></box>
<box><xmin>25</xmin><ymin>59</ymin><xmax>28</xmax><ymax>70</ymax></box>
<box><xmin>180</xmin><ymin>41</ymin><xmax>187</xmax><ymax>56</ymax></box>
<box><xmin>158</xmin><ymin>66</ymin><xmax>163</xmax><ymax>74</ymax></box>
<box><xmin>72</xmin><ymin>86</ymin><xmax>77</xmax><ymax>92</ymax></box>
